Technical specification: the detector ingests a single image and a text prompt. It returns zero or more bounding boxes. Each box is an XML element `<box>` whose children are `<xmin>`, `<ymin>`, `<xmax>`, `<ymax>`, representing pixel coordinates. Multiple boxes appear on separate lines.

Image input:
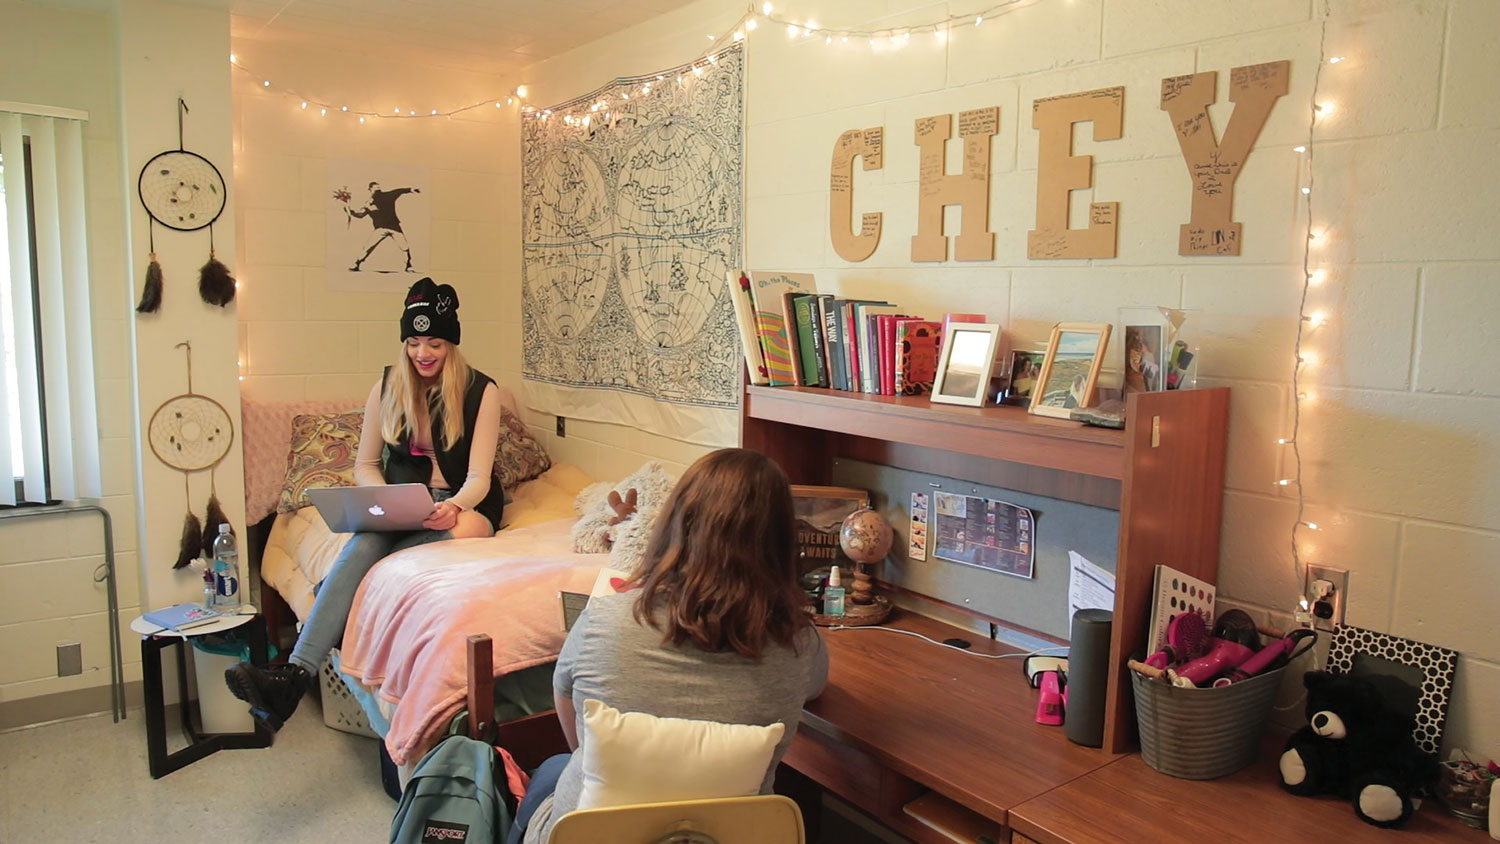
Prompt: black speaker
<box><xmin>1065</xmin><ymin>608</ymin><xmax>1113</xmax><ymax>748</ymax></box>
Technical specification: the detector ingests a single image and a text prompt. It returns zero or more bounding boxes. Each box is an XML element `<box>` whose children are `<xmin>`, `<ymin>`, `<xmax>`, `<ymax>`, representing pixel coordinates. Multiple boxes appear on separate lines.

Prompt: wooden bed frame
<box><xmin>466</xmin><ymin>634</ymin><xmax>571</xmax><ymax>769</ymax></box>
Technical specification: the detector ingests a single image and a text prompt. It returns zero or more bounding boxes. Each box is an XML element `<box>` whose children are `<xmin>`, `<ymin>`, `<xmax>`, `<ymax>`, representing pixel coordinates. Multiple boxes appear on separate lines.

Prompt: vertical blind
<box><xmin>0</xmin><ymin>109</ymin><xmax>101</xmax><ymax>505</ymax></box>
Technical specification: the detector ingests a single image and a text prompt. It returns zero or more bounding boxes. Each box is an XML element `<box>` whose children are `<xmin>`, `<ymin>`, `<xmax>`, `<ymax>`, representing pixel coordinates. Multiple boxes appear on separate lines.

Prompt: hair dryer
<box><xmin>1169</xmin><ymin>638</ymin><xmax>1255</xmax><ymax>688</ymax></box>
<box><xmin>1212</xmin><ymin>629</ymin><xmax>1317</xmax><ymax>687</ymax></box>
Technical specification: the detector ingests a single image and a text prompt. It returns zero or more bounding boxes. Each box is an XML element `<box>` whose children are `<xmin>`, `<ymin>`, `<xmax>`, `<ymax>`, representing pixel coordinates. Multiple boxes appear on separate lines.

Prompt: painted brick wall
<box><xmin>513</xmin><ymin>0</ymin><xmax>1500</xmax><ymax>759</ymax></box>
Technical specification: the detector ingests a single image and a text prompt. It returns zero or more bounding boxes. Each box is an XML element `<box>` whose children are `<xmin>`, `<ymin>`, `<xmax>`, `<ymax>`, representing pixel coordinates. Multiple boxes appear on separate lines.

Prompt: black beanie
<box><xmin>400</xmin><ymin>278</ymin><xmax>461</xmax><ymax>345</ymax></box>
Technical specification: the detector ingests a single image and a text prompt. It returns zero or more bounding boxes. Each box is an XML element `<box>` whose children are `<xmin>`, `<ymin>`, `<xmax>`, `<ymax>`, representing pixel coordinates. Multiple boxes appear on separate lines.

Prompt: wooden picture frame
<box><xmin>1327</xmin><ymin>624</ymin><xmax>1458</xmax><ymax>757</ymax></box>
<box><xmin>930</xmin><ymin>322</ymin><xmax>1002</xmax><ymax>407</ymax></box>
<box><xmin>1029</xmin><ymin>322</ymin><xmax>1112</xmax><ymax>419</ymax></box>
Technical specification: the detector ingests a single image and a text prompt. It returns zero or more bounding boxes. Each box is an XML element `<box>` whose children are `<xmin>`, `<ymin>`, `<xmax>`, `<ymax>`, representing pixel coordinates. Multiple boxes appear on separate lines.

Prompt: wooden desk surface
<box><xmin>1008</xmin><ymin>736</ymin><xmax>1480</xmax><ymax>844</ymax></box>
<box><xmin>797</xmin><ymin>611</ymin><xmax>1120</xmax><ymax>823</ymax></box>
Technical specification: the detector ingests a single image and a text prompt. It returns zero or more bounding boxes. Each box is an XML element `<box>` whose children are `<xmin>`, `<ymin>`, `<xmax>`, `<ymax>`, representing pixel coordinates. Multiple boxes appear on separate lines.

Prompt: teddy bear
<box><xmin>569</xmin><ymin>461</ymin><xmax>676</xmax><ymax>573</ymax></box>
<box><xmin>1278</xmin><ymin>670</ymin><xmax>1440</xmax><ymax>828</ymax></box>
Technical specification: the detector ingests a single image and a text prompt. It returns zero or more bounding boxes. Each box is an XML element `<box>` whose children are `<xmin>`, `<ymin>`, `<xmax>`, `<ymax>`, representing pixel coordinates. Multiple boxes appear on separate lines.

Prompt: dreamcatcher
<box><xmin>135</xmin><ymin>98</ymin><xmax>236</xmax><ymax>314</ymax></box>
<box><xmin>149</xmin><ymin>341</ymin><xmax>236</xmax><ymax>569</ymax></box>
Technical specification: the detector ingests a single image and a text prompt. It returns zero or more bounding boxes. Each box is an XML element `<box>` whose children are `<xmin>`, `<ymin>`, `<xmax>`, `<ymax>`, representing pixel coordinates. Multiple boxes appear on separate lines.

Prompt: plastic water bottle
<box><xmin>211</xmin><ymin>524</ymin><xmax>241</xmax><ymax>611</ymax></box>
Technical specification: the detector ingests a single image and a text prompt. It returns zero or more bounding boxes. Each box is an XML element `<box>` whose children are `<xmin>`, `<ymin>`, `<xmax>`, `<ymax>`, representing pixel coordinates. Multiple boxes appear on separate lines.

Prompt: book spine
<box><xmin>728</xmin><ymin>271</ymin><xmax>769</xmax><ymax>385</ymax></box>
<box><xmin>878</xmin><ymin>316</ymin><xmax>896</xmax><ymax>396</ymax></box>
<box><xmin>815</xmin><ymin>295</ymin><xmax>835</xmax><ymax>388</ymax></box>
<box><xmin>758</xmin><ymin>305</ymin><xmax>796</xmax><ymax>386</ymax></box>
<box><xmin>783</xmin><ymin>292</ymin><xmax>806</xmax><ymax>386</ymax></box>
<box><xmin>861</xmin><ymin>313</ymin><xmax>880</xmax><ymax>394</ymax></box>
<box><xmin>806</xmin><ymin>298</ymin><xmax>830</xmax><ymax>387</ymax></box>
<box><xmin>845</xmin><ymin>304</ymin><xmax>861</xmax><ymax>393</ymax></box>
<box><xmin>823</xmin><ymin>299</ymin><xmax>844</xmax><ymax>391</ymax></box>
<box><xmin>794</xmin><ymin>296</ymin><xmax>823</xmax><ymax>387</ymax></box>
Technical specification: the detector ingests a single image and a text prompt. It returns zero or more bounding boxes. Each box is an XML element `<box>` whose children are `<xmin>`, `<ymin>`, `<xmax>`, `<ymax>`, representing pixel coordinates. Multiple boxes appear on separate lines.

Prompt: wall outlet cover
<box><xmin>1306</xmin><ymin>565</ymin><xmax>1348</xmax><ymax>631</ymax></box>
<box><xmin>556</xmin><ymin>416</ymin><xmax>566</xmax><ymax>438</ymax></box>
<box><xmin>56</xmin><ymin>642</ymin><xmax>82</xmax><ymax>677</ymax></box>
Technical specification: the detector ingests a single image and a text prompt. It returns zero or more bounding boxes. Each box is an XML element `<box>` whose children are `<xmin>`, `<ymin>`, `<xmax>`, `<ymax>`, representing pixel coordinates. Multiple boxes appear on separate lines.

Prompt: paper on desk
<box><xmin>1068</xmin><ymin>551</ymin><xmax>1116</xmax><ymax>619</ymax></box>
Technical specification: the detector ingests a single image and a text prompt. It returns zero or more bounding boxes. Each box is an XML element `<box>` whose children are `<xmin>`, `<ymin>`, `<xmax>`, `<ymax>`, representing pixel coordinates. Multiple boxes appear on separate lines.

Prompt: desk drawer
<box><xmin>903</xmin><ymin>792</ymin><xmax>1006</xmax><ymax>844</ymax></box>
<box><xmin>783</xmin><ymin>728</ymin><xmax>886</xmax><ymax>815</ymax></box>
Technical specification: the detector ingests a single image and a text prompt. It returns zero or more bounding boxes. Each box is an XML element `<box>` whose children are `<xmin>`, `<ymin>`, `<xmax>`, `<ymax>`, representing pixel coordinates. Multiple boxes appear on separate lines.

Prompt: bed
<box><xmin>241</xmin><ymin>390</ymin><xmax>603</xmax><ymax>770</ymax></box>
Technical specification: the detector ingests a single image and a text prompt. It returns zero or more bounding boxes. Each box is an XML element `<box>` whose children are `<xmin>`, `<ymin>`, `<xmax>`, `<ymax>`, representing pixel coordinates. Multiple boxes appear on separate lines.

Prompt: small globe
<box><xmin>839</xmin><ymin>508</ymin><xmax>893</xmax><ymax>564</ymax></box>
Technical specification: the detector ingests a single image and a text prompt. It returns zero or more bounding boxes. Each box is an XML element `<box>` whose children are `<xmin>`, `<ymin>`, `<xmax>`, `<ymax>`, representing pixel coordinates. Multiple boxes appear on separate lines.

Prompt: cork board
<box><xmin>911</xmin><ymin>107</ymin><xmax>999</xmax><ymax>262</ymax></box>
<box><xmin>1160</xmin><ymin>60</ymin><xmax>1290</xmax><ymax>256</ymax></box>
<box><xmin>1027</xmin><ymin>86</ymin><xmax>1124</xmax><ymax>260</ymax></box>
<box><xmin>829</xmin><ymin>127</ymin><xmax>885</xmax><ymax>262</ymax></box>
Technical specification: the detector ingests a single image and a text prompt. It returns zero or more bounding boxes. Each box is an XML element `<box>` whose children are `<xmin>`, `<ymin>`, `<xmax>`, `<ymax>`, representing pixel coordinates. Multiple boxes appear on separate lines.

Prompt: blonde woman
<box><xmin>226</xmin><ymin>278</ymin><xmax>504</xmax><ymax>732</ymax></box>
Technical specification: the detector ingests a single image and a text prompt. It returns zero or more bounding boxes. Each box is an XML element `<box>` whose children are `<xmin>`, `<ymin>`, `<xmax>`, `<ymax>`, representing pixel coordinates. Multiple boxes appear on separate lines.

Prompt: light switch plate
<box><xmin>57</xmin><ymin>642</ymin><xmax>82</xmax><ymax>677</ymax></box>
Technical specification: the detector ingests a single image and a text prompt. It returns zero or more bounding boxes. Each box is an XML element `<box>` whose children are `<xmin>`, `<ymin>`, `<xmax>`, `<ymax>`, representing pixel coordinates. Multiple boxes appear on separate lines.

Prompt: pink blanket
<box><xmin>337</xmin><ymin>517</ymin><xmax>604</xmax><ymax>764</ymax></box>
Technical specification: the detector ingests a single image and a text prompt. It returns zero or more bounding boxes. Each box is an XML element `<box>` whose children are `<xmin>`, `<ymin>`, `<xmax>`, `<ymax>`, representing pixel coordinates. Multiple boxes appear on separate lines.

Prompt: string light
<box><xmin>1329</xmin><ymin>55</ymin><xmax>1346</xmax><ymax>64</ymax></box>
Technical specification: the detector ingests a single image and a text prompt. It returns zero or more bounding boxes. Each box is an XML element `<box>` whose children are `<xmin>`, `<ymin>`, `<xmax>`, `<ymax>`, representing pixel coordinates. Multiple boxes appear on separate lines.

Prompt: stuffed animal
<box><xmin>569</xmin><ymin>461</ymin><xmax>675</xmax><ymax>572</ymax></box>
<box><xmin>1278</xmin><ymin>670</ymin><xmax>1440</xmax><ymax>828</ymax></box>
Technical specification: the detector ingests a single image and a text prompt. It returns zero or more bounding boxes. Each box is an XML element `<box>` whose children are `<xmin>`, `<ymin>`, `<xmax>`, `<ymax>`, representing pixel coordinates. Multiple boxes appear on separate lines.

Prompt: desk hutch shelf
<box><xmin>740</xmin><ymin>384</ymin><xmax>1231</xmax><ymax>754</ymax></box>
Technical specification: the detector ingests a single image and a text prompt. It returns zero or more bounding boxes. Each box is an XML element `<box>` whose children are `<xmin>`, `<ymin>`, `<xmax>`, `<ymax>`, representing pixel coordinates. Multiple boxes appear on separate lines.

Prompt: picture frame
<box><xmin>1029</xmin><ymin>322</ymin><xmax>1112</xmax><ymax>419</ymax></box>
<box><xmin>1327</xmin><ymin>624</ymin><xmax>1458</xmax><ymax>756</ymax></box>
<box><xmin>931</xmin><ymin>322</ymin><xmax>1002</xmax><ymax>407</ymax></box>
<box><xmin>1000</xmin><ymin>349</ymin><xmax>1048</xmax><ymax>407</ymax></box>
<box><xmin>789</xmin><ymin>485</ymin><xmax>870</xmax><ymax>576</ymax></box>
<box><xmin>1119</xmin><ymin>307</ymin><xmax>1168</xmax><ymax>395</ymax></box>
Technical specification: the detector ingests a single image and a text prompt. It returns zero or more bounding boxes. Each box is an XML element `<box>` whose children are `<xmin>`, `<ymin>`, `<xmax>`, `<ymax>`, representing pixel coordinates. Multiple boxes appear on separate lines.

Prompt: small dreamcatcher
<box><xmin>135</xmin><ymin>98</ymin><xmax>236</xmax><ymax>314</ymax></box>
<box><xmin>149</xmin><ymin>341</ymin><xmax>236</xmax><ymax>569</ymax></box>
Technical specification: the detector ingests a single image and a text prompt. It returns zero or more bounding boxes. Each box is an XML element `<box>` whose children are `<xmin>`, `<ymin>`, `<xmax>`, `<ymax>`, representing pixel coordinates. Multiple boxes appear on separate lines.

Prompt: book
<box><xmin>814</xmin><ymin>295</ymin><xmax>836</xmax><ymax>388</ymax></box>
<box><xmin>894</xmin><ymin>319</ymin><xmax>943</xmax><ymax>395</ymax></box>
<box><xmin>748</xmin><ymin>271</ymin><xmax>817</xmax><ymax>386</ymax></box>
<box><xmin>793</xmin><ymin>294</ymin><xmax>826</xmax><ymax>387</ymax></box>
<box><xmin>790</xmin><ymin>485</ymin><xmax>870</xmax><ymax>575</ymax></box>
<box><xmin>726</xmin><ymin>270</ymin><xmax>769</xmax><ymax>386</ymax></box>
<box><xmin>877</xmin><ymin>314</ymin><xmax>898</xmax><ymax>396</ymax></box>
<box><xmin>559</xmin><ymin>567</ymin><xmax>633</xmax><ymax>631</ymax></box>
<box><xmin>783</xmin><ymin>292</ymin><xmax>807</xmax><ymax>386</ymax></box>
<box><xmin>824</xmin><ymin>299</ymin><xmax>847</xmax><ymax>390</ymax></box>
<box><xmin>142</xmin><ymin>602</ymin><xmax>223</xmax><ymax>633</ymax></box>
<box><xmin>854</xmin><ymin>303</ymin><xmax>901</xmax><ymax>393</ymax></box>
<box><xmin>1145</xmin><ymin>565</ymin><xmax>1217</xmax><ymax>658</ymax></box>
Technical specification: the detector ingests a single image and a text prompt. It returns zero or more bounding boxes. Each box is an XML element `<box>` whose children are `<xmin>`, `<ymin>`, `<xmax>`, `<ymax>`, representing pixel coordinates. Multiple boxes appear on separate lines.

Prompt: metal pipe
<box><xmin>0</xmin><ymin>500</ymin><xmax>125</xmax><ymax>721</ymax></box>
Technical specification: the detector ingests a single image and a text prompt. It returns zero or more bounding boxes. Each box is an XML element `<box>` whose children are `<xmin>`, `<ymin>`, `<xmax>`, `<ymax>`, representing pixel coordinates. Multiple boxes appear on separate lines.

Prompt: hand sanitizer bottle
<box><xmin>823</xmin><ymin>566</ymin><xmax>846</xmax><ymax>616</ymax></box>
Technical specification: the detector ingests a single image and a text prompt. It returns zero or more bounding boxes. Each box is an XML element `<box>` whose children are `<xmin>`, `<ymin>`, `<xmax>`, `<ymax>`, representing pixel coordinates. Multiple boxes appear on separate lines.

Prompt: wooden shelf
<box><xmin>745</xmin><ymin>385</ymin><xmax>1127</xmax><ymax>480</ymax></box>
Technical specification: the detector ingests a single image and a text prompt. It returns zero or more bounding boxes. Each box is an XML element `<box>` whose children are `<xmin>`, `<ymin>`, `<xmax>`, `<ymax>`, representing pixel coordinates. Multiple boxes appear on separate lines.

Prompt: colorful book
<box><xmin>855</xmin><ymin>303</ymin><xmax>901</xmax><ymax>393</ymax></box>
<box><xmin>877</xmin><ymin>314</ymin><xmax>898</xmax><ymax>396</ymax></box>
<box><xmin>793</xmin><ymin>294</ymin><xmax>826</xmax><ymax>387</ymax></box>
<box><xmin>748</xmin><ymin>271</ymin><xmax>817</xmax><ymax>386</ymax></box>
<box><xmin>142</xmin><ymin>602</ymin><xmax>223</xmax><ymax>633</ymax></box>
<box><xmin>726</xmin><ymin>270</ymin><xmax>769</xmax><ymax>385</ymax></box>
<box><xmin>814</xmin><ymin>295</ymin><xmax>837</xmax><ymax>389</ymax></box>
<box><xmin>894</xmin><ymin>319</ymin><xmax>942</xmax><ymax>395</ymax></box>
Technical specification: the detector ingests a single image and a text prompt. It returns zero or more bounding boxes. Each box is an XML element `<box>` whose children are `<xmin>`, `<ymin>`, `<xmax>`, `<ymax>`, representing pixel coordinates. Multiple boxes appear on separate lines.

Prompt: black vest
<box><xmin>380</xmin><ymin>366</ymin><xmax>505</xmax><ymax>528</ymax></box>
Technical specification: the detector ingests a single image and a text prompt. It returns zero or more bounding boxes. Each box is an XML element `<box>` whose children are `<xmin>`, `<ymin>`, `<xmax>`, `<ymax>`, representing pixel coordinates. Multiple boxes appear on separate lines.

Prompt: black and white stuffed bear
<box><xmin>1278</xmin><ymin>670</ymin><xmax>1440</xmax><ymax>828</ymax></box>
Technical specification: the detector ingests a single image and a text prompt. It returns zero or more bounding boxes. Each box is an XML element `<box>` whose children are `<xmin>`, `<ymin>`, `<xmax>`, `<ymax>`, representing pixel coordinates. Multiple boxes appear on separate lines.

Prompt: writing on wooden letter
<box><xmin>911</xmin><ymin>107</ymin><xmax>998</xmax><ymax>262</ymax></box>
<box><xmin>1161</xmin><ymin>60</ymin><xmax>1289</xmax><ymax>256</ymax></box>
<box><xmin>1029</xmin><ymin>87</ymin><xmax>1124</xmax><ymax>259</ymax></box>
<box><xmin>829</xmin><ymin>127</ymin><xmax>885</xmax><ymax>262</ymax></box>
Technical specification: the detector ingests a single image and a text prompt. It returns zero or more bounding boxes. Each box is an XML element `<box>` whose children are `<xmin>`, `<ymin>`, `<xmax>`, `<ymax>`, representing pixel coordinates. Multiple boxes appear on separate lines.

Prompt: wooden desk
<box><xmin>1008</xmin><ymin>735</ymin><xmax>1479</xmax><ymax>844</ymax></box>
<box><xmin>778</xmin><ymin>611</ymin><xmax>1120</xmax><ymax>842</ymax></box>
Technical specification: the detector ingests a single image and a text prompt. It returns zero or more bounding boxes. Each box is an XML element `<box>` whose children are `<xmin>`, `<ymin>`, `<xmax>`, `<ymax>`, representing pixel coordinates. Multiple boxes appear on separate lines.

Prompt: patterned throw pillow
<box><xmin>277</xmin><ymin>410</ymin><xmax>364</xmax><ymax>513</ymax></box>
<box><xmin>494</xmin><ymin>406</ymin><xmax>551</xmax><ymax>490</ymax></box>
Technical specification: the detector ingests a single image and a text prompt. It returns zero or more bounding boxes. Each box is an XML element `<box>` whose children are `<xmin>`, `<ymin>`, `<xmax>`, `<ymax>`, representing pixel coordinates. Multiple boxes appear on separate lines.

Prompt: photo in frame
<box><xmin>1327</xmin><ymin>624</ymin><xmax>1458</xmax><ymax>757</ymax></box>
<box><xmin>1001</xmin><ymin>349</ymin><xmax>1048</xmax><ymax>407</ymax></box>
<box><xmin>931</xmin><ymin>322</ymin><xmax>1002</xmax><ymax>407</ymax></box>
<box><xmin>1030</xmin><ymin>322</ymin><xmax>1112</xmax><ymax>418</ymax></box>
<box><xmin>1123</xmin><ymin>323</ymin><xmax>1165</xmax><ymax>394</ymax></box>
<box><xmin>789</xmin><ymin>485</ymin><xmax>869</xmax><ymax>576</ymax></box>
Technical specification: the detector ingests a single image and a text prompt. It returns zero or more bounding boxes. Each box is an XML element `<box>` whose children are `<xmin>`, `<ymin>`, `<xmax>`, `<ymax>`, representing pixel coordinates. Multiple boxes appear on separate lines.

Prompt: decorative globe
<box><xmin>839</xmin><ymin>508</ymin><xmax>893</xmax><ymax>565</ymax></box>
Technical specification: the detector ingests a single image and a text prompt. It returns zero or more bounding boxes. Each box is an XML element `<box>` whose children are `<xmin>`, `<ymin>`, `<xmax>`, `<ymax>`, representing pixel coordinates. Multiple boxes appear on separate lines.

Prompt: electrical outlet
<box><xmin>57</xmin><ymin>642</ymin><xmax>82</xmax><ymax>677</ymax></box>
<box><xmin>1305</xmin><ymin>565</ymin><xmax>1348</xmax><ymax>632</ymax></box>
<box><xmin>556</xmin><ymin>416</ymin><xmax>566</xmax><ymax>438</ymax></box>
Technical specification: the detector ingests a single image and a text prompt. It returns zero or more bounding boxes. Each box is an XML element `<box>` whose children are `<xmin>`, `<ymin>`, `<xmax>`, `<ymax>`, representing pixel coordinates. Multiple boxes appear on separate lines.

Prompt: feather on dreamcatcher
<box><xmin>135</xmin><ymin>98</ymin><xmax>235</xmax><ymax>314</ymax></box>
<box><xmin>148</xmin><ymin>341</ymin><xmax>236</xmax><ymax>569</ymax></box>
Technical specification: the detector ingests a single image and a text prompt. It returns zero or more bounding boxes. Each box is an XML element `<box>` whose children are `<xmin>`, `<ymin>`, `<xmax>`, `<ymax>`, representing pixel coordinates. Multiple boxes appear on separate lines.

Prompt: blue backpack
<box><xmin>391</xmin><ymin>736</ymin><xmax>512</xmax><ymax>844</ymax></box>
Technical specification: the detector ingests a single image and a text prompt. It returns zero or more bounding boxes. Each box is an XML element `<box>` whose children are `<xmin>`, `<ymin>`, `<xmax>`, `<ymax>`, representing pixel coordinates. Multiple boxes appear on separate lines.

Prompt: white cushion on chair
<box><xmin>576</xmin><ymin>699</ymin><xmax>785</xmax><ymax>811</ymax></box>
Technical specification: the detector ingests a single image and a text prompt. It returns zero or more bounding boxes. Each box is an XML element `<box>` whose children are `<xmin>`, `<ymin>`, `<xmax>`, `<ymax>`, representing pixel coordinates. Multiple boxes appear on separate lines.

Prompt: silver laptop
<box><xmin>306</xmin><ymin>484</ymin><xmax>436</xmax><ymax>533</ymax></box>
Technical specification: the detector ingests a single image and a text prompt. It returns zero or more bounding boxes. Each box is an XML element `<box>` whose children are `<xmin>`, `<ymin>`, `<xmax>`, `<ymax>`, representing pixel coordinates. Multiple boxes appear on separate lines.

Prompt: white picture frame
<box><xmin>1029</xmin><ymin>322</ymin><xmax>1112</xmax><ymax>419</ymax></box>
<box><xmin>931</xmin><ymin>322</ymin><xmax>1002</xmax><ymax>407</ymax></box>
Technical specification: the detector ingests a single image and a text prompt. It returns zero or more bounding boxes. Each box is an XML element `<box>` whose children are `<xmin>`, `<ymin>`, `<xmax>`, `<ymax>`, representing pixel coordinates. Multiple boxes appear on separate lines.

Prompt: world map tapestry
<box><xmin>522</xmin><ymin>46</ymin><xmax>743</xmax><ymax>446</ymax></box>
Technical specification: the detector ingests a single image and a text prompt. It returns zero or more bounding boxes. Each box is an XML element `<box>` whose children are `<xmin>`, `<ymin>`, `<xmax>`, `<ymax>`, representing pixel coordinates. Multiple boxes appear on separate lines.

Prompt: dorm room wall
<box><xmin>231</xmin><ymin>45</ymin><xmax>525</xmax><ymax>431</ymax></box>
<box><xmin>509</xmin><ymin>0</ymin><xmax>1500</xmax><ymax>761</ymax></box>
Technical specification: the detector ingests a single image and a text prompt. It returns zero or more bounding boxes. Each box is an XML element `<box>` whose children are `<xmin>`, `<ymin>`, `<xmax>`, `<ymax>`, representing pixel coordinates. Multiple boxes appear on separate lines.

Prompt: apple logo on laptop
<box><xmin>368</xmin><ymin>505</ymin><xmax>385</xmax><ymax>517</ymax></box>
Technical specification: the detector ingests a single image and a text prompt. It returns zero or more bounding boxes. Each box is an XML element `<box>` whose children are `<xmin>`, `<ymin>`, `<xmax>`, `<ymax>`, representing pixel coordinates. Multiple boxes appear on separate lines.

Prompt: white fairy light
<box><xmin>746</xmin><ymin>18</ymin><xmax>758</xmax><ymax>31</ymax></box>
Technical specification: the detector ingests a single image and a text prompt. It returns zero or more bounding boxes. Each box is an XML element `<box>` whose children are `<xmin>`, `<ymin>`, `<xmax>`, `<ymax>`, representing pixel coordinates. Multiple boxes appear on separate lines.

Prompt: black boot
<box><xmin>224</xmin><ymin>662</ymin><xmax>311</xmax><ymax>733</ymax></box>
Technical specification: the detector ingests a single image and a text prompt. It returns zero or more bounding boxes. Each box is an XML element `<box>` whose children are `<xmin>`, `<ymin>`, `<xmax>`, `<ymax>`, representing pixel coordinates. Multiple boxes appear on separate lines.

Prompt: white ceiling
<box><xmin>226</xmin><ymin>0</ymin><xmax>704</xmax><ymax>77</ymax></box>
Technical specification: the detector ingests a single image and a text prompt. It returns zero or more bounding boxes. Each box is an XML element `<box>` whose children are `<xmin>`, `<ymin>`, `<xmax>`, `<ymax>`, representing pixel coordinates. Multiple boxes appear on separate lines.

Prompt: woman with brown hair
<box><xmin>508</xmin><ymin>448</ymin><xmax>829</xmax><ymax>844</ymax></box>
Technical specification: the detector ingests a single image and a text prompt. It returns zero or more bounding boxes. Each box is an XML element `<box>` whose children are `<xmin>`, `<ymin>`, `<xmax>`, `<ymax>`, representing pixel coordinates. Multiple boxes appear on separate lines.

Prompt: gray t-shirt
<box><xmin>530</xmin><ymin>591</ymin><xmax>828</xmax><ymax>843</ymax></box>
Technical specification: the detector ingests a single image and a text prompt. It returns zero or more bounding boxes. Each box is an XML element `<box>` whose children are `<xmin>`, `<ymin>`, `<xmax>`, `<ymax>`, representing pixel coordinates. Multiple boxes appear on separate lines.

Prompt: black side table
<box><xmin>131</xmin><ymin>607</ymin><xmax>273</xmax><ymax>778</ymax></box>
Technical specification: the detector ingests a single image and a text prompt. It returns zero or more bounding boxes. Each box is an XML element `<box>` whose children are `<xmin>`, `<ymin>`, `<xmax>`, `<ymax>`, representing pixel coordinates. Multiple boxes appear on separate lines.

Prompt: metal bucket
<box><xmin>1132</xmin><ymin>666</ymin><xmax>1285</xmax><ymax>780</ymax></box>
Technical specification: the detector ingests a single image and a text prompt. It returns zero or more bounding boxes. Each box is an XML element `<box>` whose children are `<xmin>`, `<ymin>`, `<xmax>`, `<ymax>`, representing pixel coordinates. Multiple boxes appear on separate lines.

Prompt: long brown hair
<box><xmin>380</xmin><ymin>342</ymin><xmax>472</xmax><ymax>447</ymax></box>
<box><xmin>631</xmin><ymin>448</ymin><xmax>808</xmax><ymax>659</ymax></box>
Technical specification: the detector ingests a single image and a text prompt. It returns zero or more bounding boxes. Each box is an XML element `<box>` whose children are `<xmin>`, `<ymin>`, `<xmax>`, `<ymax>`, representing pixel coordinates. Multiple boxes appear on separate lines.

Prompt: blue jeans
<box><xmin>287</xmin><ymin>525</ymin><xmax>452</xmax><ymax>674</ymax></box>
<box><xmin>506</xmin><ymin>753</ymin><xmax>571</xmax><ymax>844</ymax></box>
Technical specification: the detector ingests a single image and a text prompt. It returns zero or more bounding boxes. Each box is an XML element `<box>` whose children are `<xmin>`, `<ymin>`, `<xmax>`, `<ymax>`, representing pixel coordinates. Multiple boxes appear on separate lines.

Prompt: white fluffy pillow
<box><xmin>576</xmin><ymin>699</ymin><xmax>785</xmax><ymax>811</ymax></box>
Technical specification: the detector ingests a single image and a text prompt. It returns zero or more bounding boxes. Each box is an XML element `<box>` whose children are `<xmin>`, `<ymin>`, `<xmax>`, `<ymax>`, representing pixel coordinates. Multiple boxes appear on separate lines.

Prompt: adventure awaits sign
<box><xmin>829</xmin><ymin>60</ymin><xmax>1290</xmax><ymax>261</ymax></box>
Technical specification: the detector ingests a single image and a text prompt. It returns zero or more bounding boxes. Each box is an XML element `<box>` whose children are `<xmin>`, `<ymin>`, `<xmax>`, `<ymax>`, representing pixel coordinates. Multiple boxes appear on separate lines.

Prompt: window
<box><xmin>0</xmin><ymin>141</ymin><xmax>48</xmax><ymax>502</ymax></box>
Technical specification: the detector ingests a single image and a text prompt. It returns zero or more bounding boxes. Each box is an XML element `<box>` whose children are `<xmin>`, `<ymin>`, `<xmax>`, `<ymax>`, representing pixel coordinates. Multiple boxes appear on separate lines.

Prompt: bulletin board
<box><xmin>833</xmin><ymin>458</ymin><xmax>1119</xmax><ymax>641</ymax></box>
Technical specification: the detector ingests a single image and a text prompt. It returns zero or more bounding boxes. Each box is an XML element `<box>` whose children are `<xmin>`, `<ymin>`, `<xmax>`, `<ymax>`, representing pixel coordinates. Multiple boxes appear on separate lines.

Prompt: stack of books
<box><xmin>727</xmin><ymin>270</ymin><xmax>950</xmax><ymax>397</ymax></box>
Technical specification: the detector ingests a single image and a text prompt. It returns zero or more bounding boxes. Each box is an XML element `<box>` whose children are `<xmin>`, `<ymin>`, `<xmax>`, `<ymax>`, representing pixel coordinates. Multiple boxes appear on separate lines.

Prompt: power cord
<box><xmin>827</xmin><ymin>624</ymin><xmax>1068</xmax><ymax>660</ymax></box>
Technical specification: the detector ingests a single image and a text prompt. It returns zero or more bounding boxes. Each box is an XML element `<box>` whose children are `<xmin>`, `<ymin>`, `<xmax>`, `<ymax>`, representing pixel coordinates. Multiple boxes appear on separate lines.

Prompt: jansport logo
<box><xmin>421</xmin><ymin>820</ymin><xmax>469</xmax><ymax>843</ymax></box>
